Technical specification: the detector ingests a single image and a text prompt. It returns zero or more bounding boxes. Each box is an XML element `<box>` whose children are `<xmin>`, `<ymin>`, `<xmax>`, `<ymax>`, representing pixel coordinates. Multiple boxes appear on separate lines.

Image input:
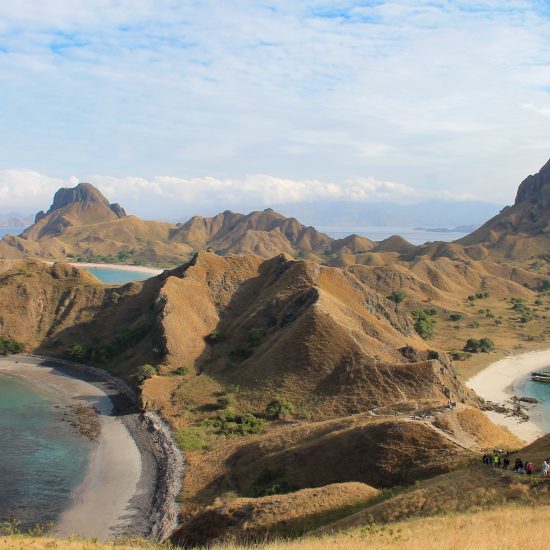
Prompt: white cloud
<box><xmin>0</xmin><ymin>1</ymin><xmax>549</xmax><ymax>205</ymax></box>
<box><xmin>1</xmin><ymin>168</ymin><xmax>480</xmax><ymax>219</ymax></box>
<box><xmin>0</xmin><ymin>169</ymin><xmax>69</xmax><ymax>212</ymax></box>
<box><xmin>522</xmin><ymin>103</ymin><xmax>550</xmax><ymax>117</ymax></box>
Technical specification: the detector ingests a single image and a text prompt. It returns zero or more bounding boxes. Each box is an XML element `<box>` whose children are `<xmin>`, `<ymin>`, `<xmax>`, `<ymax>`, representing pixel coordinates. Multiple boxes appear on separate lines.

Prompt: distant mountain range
<box><xmin>0</xmin><ymin>212</ymin><xmax>34</xmax><ymax>228</ymax></box>
<box><xmin>270</xmin><ymin>200</ymin><xmax>503</xmax><ymax>229</ymax></box>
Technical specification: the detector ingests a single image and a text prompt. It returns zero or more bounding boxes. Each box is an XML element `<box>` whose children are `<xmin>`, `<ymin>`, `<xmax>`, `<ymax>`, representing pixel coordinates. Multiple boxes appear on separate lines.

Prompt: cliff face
<box><xmin>515</xmin><ymin>157</ymin><xmax>550</xmax><ymax>205</ymax></box>
<box><xmin>457</xmin><ymin>158</ymin><xmax>550</xmax><ymax>258</ymax></box>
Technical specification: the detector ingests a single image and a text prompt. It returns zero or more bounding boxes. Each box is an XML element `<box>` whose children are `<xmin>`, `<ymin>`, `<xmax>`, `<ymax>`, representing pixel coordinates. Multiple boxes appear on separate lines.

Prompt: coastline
<box><xmin>0</xmin><ymin>355</ymin><xmax>183</xmax><ymax>541</ymax></box>
<box><xmin>38</xmin><ymin>259</ymin><xmax>164</xmax><ymax>276</ymax></box>
<box><xmin>69</xmin><ymin>262</ymin><xmax>164</xmax><ymax>276</ymax></box>
<box><xmin>466</xmin><ymin>349</ymin><xmax>550</xmax><ymax>444</ymax></box>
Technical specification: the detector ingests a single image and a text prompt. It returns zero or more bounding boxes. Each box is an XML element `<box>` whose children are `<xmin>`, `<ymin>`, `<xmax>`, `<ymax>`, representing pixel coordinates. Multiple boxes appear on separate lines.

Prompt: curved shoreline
<box><xmin>68</xmin><ymin>262</ymin><xmax>164</xmax><ymax>276</ymax></box>
<box><xmin>466</xmin><ymin>349</ymin><xmax>550</xmax><ymax>444</ymax></box>
<box><xmin>0</xmin><ymin>355</ymin><xmax>183</xmax><ymax>541</ymax></box>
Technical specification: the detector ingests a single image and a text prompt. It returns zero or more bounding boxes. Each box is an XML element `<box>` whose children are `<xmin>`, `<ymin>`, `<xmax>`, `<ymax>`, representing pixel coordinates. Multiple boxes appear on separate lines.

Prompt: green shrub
<box><xmin>67</xmin><ymin>344</ymin><xmax>87</xmax><ymax>360</ymax></box>
<box><xmin>464</xmin><ymin>338</ymin><xmax>495</xmax><ymax>353</ymax></box>
<box><xmin>479</xmin><ymin>337</ymin><xmax>496</xmax><ymax>352</ymax></box>
<box><xmin>136</xmin><ymin>364</ymin><xmax>157</xmax><ymax>383</ymax></box>
<box><xmin>412</xmin><ymin>310</ymin><xmax>436</xmax><ymax>339</ymax></box>
<box><xmin>206</xmin><ymin>410</ymin><xmax>266</xmax><ymax>436</ymax></box>
<box><xmin>0</xmin><ymin>337</ymin><xmax>24</xmax><ymax>355</ymax></box>
<box><xmin>174</xmin><ymin>427</ymin><xmax>208</xmax><ymax>451</ymax></box>
<box><xmin>216</xmin><ymin>393</ymin><xmax>237</xmax><ymax>409</ymax></box>
<box><xmin>175</xmin><ymin>366</ymin><xmax>190</xmax><ymax>375</ymax></box>
<box><xmin>449</xmin><ymin>313</ymin><xmax>464</xmax><ymax>322</ymax></box>
<box><xmin>265</xmin><ymin>396</ymin><xmax>295</xmax><ymax>420</ymax></box>
<box><xmin>387</xmin><ymin>291</ymin><xmax>406</xmax><ymax>304</ymax></box>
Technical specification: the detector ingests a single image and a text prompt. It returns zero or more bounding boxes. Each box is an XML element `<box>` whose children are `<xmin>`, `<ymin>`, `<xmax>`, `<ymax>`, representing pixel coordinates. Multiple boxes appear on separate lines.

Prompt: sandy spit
<box><xmin>0</xmin><ymin>355</ymin><xmax>183</xmax><ymax>541</ymax></box>
<box><xmin>466</xmin><ymin>349</ymin><xmax>550</xmax><ymax>444</ymax></box>
<box><xmin>68</xmin><ymin>262</ymin><xmax>164</xmax><ymax>276</ymax></box>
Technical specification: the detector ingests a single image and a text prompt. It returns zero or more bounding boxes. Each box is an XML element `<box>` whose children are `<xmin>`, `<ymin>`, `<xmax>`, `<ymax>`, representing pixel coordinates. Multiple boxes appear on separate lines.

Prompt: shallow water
<box><xmin>0</xmin><ymin>375</ymin><xmax>91</xmax><ymax>528</ymax></box>
<box><xmin>85</xmin><ymin>267</ymin><xmax>152</xmax><ymax>285</ymax></box>
<box><xmin>517</xmin><ymin>376</ymin><xmax>550</xmax><ymax>432</ymax></box>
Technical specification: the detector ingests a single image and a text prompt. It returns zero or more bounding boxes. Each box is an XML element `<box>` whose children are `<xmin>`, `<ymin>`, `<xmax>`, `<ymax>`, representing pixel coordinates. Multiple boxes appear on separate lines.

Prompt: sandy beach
<box><xmin>0</xmin><ymin>357</ymin><xmax>146</xmax><ymax>540</ymax></box>
<box><xmin>69</xmin><ymin>262</ymin><xmax>164</xmax><ymax>276</ymax></box>
<box><xmin>466</xmin><ymin>349</ymin><xmax>550</xmax><ymax>444</ymax></box>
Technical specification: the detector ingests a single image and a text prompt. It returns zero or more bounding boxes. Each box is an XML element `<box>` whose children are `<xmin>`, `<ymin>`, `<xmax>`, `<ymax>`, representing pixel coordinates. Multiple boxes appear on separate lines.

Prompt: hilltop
<box><xmin>458</xmin><ymin>159</ymin><xmax>550</xmax><ymax>259</ymax></box>
<box><xmin>0</xmin><ymin>183</ymin><xmax>373</xmax><ymax>266</ymax></box>
<box><xmin>0</xmin><ymin>248</ymin><xmax>541</xmax><ymax>544</ymax></box>
<box><xmin>1</xmin><ymin>158</ymin><xmax>550</xmax><ymax>546</ymax></box>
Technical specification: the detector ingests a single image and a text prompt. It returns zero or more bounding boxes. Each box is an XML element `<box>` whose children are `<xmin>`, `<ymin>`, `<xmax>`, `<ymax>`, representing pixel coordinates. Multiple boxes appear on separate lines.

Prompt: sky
<box><xmin>1</xmin><ymin>0</ymin><xmax>550</xmax><ymax>219</ymax></box>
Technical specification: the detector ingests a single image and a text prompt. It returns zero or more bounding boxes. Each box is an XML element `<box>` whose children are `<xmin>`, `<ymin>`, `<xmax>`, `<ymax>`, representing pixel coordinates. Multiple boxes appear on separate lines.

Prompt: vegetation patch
<box><xmin>204</xmin><ymin>410</ymin><xmax>266</xmax><ymax>436</ymax></box>
<box><xmin>265</xmin><ymin>396</ymin><xmax>295</xmax><ymax>419</ymax></box>
<box><xmin>174</xmin><ymin>426</ymin><xmax>209</xmax><ymax>451</ymax></box>
<box><xmin>463</xmin><ymin>338</ymin><xmax>495</xmax><ymax>353</ymax></box>
<box><xmin>66</xmin><ymin>322</ymin><xmax>152</xmax><ymax>363</ymax></box>
<box><xmin>412</xmin><ymin>310</ymin><xmax>437</xmax><ymax>339</ymax></box>
<box><xmin>0</xmin><ymin>337</ymin><xmax>24</xmax><ymax>355</ymax></box>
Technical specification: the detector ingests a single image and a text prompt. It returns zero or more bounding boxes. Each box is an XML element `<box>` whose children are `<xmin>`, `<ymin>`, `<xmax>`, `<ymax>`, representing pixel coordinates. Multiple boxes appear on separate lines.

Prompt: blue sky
<box><xmin>1</xmin><ymin>1</ymin><xmax>550</xmax><ymax>218</ymax></box>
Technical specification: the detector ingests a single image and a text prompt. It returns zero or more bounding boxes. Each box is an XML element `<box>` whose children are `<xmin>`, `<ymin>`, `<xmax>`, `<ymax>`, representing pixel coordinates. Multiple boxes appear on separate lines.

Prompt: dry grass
<box><xmin>3</xmin><ymin>504</ymin><xmax>550</xmax><ymax>549</ymax></box>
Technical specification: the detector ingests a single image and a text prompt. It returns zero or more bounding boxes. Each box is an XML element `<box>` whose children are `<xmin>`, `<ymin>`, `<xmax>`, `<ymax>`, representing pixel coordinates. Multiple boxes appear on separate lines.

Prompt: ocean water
<box><xmin>0</xmin><ymin>227</ymin><xmax>23</xmax><ymax>238</ymax></box>
<box><xmin>517</xmin><ymin>377</ymin><xmax>550</xmax><ymax>432</ymax></box>
<box><xmin>0</xmin><ymin>375</ymin><xmax>91</xmax><ymax>528</ymax></box>
<box><xmin>319</xmin><ymin>226</ymin><xmax>469</xmax><ymax>245</ymax></box>
<box><xmin>85</xmin><ymin>267</ymin><xmax>152</xmax><ymax>285</ymax></box>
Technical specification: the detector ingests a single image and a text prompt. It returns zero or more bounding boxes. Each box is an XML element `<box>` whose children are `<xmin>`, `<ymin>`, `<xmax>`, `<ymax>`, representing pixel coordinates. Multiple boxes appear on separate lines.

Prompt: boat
<box><xmin>531</xmin><ymin>370</ymin><xmax>550</xmax><ymax>378</ymax></box>
<box><xmin>531</xmin><ymin>375</ymin><xmax>550</xmax><ymax>384</ymax></box>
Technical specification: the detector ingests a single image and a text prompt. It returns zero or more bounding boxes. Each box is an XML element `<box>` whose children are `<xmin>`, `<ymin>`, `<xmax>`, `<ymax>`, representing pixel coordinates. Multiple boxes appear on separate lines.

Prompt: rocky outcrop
<box><xmin>458</xmin><ymin>158</ymin><xmax>550</xmax><ymax>257</ymax></box>
<box><xmin>44</xmin><ymin>182</ymin><xmax>126</xmax><ymax>219</ymax></box>
<box><xmin>515</xmin><ymin>157</ymin><xmax>550</xmax><ymax>205</ymax></box>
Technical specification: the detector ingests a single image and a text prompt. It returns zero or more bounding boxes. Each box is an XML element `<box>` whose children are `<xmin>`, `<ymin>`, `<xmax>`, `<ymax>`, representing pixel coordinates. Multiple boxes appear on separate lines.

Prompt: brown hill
<box><xmin>458</xmin><ymin>158</ymin><xmax>550</xmax><ymax>259</ymax></box>
<box><xmin>174</xmin><ymin>482</ymin><xmax>379</xmax><ymax>547</ymax></box>
<box><xmin>0</xmin><ymin>184</ymin><xmax>368</xmax><ymax>265</ymax></box>
<box><xmin>26</xmin><ymin>182</ymin><xmax>126</xmax><ymax>240</ymax></box>
<box><xmin>170</xmin><ymin>209</ymin><xmax>345</xmax><ymax>259</ymax></box>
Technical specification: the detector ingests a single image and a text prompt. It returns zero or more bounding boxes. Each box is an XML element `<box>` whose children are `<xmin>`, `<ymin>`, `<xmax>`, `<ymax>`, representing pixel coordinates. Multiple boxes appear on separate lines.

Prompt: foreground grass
<box><xmin>2</xmin><ymin>504</ymin><xmax>550</xmax><ymax>550</ymax></box>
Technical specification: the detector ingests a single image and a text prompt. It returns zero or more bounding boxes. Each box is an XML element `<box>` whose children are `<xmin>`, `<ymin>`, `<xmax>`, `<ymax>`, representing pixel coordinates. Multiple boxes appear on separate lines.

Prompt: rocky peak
<box><xmin>514</xmin><ymin>158</ymin><xmax>550</xmax><ymax>205</ymax></box>
<box><xmin>35</xmin><ymin>182</ymin><xmax>126</xmax><ymax>222</ymax></box>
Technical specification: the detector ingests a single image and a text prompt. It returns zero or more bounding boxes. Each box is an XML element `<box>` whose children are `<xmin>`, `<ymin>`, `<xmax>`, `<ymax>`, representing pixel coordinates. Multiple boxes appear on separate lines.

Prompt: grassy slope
<box><xmin>3</xmin><ymin>504</ymin><xmax>550</xmax><ymax>549</ymax></box>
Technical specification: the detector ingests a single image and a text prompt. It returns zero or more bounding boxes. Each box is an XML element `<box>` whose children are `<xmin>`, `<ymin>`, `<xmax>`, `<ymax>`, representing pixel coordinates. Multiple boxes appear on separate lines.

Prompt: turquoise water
<box><xmin>0</xmin><ymin>375</ymin><xmax>91</xmax><ymax>528</ymax></box>
<box><xmin>518</xmin><ymin>377</ymin><xmax>550</xmax><ymax>432</ymax></box>
<box><xmin>86</xmin><ymin>267</ymin><xmax>152</xmax><ymax>285</ymax></box>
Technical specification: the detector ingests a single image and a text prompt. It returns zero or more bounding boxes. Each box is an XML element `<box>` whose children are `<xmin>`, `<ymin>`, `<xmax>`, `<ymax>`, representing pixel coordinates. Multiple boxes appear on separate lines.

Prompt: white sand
<box><xmin>466</xmin><ymin>349</ymin><xmax>550</xmax><ymax>444</ymax></box>
<box><xmin>0</xmin><ymin>358</ymin><xmax>142</xmax><ymax>540</ymax></box>
<box><xmin>69</xmin><ymin>262</ymin><xmax>164</xmax><ymax>275</ymax></box>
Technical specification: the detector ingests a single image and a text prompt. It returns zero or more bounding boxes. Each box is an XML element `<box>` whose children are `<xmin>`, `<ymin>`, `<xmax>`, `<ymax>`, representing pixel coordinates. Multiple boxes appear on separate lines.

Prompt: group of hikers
<box><xmin>482</xmin><ymin>449</ymin><xmax>549</xmax><ymax>477</ymax></box>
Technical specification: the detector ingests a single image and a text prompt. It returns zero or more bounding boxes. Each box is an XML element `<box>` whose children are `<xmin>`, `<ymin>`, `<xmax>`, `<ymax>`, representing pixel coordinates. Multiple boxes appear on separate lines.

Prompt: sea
<box><xmin>0</xmin><ymin>227</ymin><xmax>153</xmax><ymax>285</ymax></box>
<box><xmin>0</xmin><ymin>375</ymin><xmax>91</xmax><ymax>528</ymax></box>
<box><xmin>319</xmin><ymin>226</ymin><xmax>470</xmax><ymax>245</ymax></box>
<box><xmin>517</xmin><ymin>377</ymin><xmax>550</xmax><ymax>432</ymax></box>
<box><xmin>85</xmin><ymin>267</ymin><xmax>152</xmax><ymax>285</ymax></box>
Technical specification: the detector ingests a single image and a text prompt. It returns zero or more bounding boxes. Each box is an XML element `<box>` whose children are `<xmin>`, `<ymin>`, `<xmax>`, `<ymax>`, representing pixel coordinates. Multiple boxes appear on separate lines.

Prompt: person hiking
<box><xmin>542</xmin><ymin>459</ymin><xmax>549</xmax><ymax>478</ymax></box>
<box><xmin>493</xmin><ymin>453</ymin><xmax>500</xmax><ymax>468</ymax></box>
<box><xmin>513</xmin><ymin>458</ymin><xmax>523</xmax><ymax>472</ymax></box>
<box><xmin>503</xmin><ymin>456</ymin><xmax>510</xmax><ymax>470</ymax></box>
<box><xmin>526</xmin><ymin>462</ymin><xmax>534</xmax><ymax>475</ymax></box>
